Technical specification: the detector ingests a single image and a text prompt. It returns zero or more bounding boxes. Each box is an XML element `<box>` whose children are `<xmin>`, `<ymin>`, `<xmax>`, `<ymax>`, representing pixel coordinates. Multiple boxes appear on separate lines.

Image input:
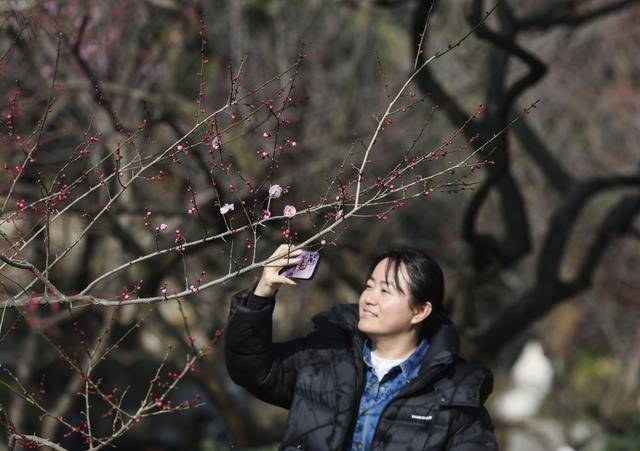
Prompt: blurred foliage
<box><xmin>599</xmin><ymin>418</ymin><xmax>640</xmax><ymax>451</ymax></box>
<box><xmin>571</xmin><ymin>350</ymin><xmax>618</xmax><ymax>396</ymax></box>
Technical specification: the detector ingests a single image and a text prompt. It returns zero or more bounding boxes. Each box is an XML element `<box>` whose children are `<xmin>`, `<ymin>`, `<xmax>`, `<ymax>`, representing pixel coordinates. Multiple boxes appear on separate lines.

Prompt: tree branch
<box><xmin>468</xmin><ymin>0</ymin><xmax>548</xmax><ymax>119</ymax></box>
<box><xmin>511</xmin><ymin>114</ymin><xmax>575</xmax><ymax>192</ymax></box>
<box><xmin>9</xmin><ymin>433</ymin><xmax>68</xmax><ymax>451</ymax></box>
<box><xmin>475</xmin><ymin>175</ymin><xmax>640</xmax><ymax>353</ymax></box>
<box><xmin>517</xmin><ymin>0</ymin><xmax>640</xmax><ymax>31</ymax></box>
<box><xmin>412</xmin><ymin>0</ymin><xmax>482</xmax><ymax>139</ymax></box>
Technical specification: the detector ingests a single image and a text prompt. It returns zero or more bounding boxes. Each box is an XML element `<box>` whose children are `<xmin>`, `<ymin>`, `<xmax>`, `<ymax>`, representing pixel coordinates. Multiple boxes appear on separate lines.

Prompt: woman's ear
<box><xmin>410</xmin><ymin>301</ymin><xmax>432</xmax><ymax>325</ymax></box>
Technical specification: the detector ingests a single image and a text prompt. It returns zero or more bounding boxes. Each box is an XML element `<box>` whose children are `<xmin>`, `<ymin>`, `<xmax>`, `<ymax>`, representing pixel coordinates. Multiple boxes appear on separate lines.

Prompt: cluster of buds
<box><xmin>174</xmin><ymin>229</ymin><xmax>186</xmax><ymax>253</ymax></box>
<box><xmin>143</xmin><ymin>209</ymin><xmax>152</xmax><ymax>227</ymax></box>
<box><xmin>150</xmin><ymin>169</ymin><xmax>166</xmax><ymax>181</ymax></box>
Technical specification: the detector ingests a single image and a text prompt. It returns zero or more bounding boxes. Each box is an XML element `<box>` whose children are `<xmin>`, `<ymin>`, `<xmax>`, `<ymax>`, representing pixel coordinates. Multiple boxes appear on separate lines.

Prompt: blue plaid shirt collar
<box><xmin>362</xmin><ymin>337</ymin><xmax>429</xmax><ymax>383</ymax></box>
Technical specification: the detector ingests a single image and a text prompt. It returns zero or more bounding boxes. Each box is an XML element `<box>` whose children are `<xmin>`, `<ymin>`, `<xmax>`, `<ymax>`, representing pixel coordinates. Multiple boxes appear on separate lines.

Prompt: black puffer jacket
<box><xmin>225</xmin><ymin>290</ymin><xmax>498</xmax><ymax>450</ymax></box>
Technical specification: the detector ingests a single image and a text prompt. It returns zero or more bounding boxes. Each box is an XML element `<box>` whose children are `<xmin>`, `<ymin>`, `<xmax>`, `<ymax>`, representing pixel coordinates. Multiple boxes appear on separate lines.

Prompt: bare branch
<box><xmin>475</xmin><ymin>176</ymin><xmax>640</xmax><ymax>353</ymax></box>
<box><xmin>517</xmin><ymin>0</ymin><xmax>640</xmax><ymax>30</ymax></box>
<box><xmin>9</xmin><ymin>434</ymin><xmax>68</xmax><ymax>451</ymax></box>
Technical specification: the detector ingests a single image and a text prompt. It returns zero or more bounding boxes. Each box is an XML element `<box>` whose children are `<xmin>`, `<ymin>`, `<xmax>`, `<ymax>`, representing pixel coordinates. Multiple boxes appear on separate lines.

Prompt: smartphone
<box><xmin>279</xmin><ymin>250</ymin><xmax>321</xmax><ymax>280</ymax></box>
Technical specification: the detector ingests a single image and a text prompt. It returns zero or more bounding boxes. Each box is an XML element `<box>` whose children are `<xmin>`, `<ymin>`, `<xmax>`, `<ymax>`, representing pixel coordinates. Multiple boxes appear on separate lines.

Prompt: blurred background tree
<box><xmin>0</xmin><ymin>0</ymin><xmax>639</xmax><ymax>450</ymax></box>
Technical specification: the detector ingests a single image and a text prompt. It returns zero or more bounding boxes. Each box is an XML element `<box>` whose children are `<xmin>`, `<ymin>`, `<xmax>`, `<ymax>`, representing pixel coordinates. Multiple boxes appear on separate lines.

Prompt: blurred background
<box><xmin>0</xmin><ymin>0</ymin><xmax>639</xmax><ymax>450</ymax></box>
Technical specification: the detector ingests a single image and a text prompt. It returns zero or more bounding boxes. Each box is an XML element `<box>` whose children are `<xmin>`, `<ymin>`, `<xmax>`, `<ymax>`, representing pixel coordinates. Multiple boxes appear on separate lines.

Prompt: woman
<box><xmin>225</xmin><ymin>244</ymin><xmax>498</xmax><ymax>450</ymax></box>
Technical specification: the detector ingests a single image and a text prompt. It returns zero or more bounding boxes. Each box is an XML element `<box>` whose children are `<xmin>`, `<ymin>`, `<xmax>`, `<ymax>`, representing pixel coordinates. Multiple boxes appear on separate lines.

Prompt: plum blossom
<box><xmin>336</xmin><ymin>209</ymin><xmax>344</xmax><ymax>220</ymax></box>
<box><xmin>261</xmin><ymin>210</ymin><xmax>272</xmax><ymax>219</ymax></box>
<box><xmin>283</xmin><ymin>205</ymin><xmax>296</xmax><ymax>218</ymax></box>
<box><xmin>40</xmin><ymin>65</ymin><xmax>53</xmax><ymax>78</ymax></box>
<box><xmin>220</xmin><ymin>203</ymin><xmax>234</xmax><ymax>215</ymax></box>
<box><xmin>160</xmin><ymin>223</ymin><xmax>168</xmax><ymax>231</ymax></box>
<box><xmin>268</xmin><ymin>184</ymin><xmax>283</xmax><ymax>199</ymax></box>
<box><xmin>211</xmin><ymin>136</ymin><xmax>220</xmax><ymax>150</ymax></box>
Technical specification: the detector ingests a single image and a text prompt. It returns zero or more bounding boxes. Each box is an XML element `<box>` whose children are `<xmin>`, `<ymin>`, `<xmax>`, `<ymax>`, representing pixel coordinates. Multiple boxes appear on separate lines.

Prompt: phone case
<box><xmin>279</xmin><ymin>250</ymin><xmax>320</xmax><ymax>280</ymax></box>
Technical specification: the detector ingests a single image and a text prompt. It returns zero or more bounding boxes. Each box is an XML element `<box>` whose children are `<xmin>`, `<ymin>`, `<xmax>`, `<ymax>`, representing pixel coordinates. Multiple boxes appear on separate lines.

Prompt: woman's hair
<box><xmin>366</xmin><ymin>248</ymin><xmax>449</xmax><ymax>338</ymax></box>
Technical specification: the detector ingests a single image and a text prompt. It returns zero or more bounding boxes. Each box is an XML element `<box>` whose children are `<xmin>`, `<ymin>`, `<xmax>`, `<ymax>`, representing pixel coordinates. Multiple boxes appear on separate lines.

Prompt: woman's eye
<box><xmin>381</xmin><ymin>288</ymin><xmax>389</xmax><ymax>294</ymax></box>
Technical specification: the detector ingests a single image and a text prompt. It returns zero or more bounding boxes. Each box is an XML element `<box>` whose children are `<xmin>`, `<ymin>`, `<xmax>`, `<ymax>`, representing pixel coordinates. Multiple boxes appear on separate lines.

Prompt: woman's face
<box><xmin>357</xmin><ymin>258</ymin><xmax>422</xmax><ymax>338</ymax></box>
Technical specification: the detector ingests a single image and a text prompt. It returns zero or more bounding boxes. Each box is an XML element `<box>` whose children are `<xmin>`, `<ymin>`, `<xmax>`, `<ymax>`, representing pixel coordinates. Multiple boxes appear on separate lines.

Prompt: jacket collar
<box><xmin>362</xmin><ymin>337</ymin><xmax>430</xmax><ymax>384</ymax></box>
<box><xmin>311</xmin><ymin>303</ymin><xmax>460</xmax><ymax>369</ymax></box>
<box><xmin>312</xmin><ymin>303</ymin><xmax>492</xmax><ymax>406</ymax></box>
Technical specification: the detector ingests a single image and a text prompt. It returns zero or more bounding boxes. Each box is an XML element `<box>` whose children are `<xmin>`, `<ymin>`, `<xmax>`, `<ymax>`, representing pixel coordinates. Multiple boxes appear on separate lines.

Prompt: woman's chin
<box><xmin>357</xmin><ymin>319</ymin><xmax>377</xmax><ymax>335</ymax></box>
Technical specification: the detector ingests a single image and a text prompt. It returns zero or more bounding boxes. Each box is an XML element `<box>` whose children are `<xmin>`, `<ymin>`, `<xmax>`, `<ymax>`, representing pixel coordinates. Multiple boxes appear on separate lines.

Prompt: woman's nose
<box><xmin>364</xmin><ymin>293</ymin><xmax>376</xmax><ymax>305</ymax></box>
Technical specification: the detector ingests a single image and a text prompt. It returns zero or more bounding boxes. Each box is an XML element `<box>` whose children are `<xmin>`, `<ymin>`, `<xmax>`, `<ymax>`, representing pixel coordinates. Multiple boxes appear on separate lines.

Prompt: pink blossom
<box><xmin>283</xmin><ymin>205</ymin><xmax>296</xmax><ymax>218</ymax></box>
<box><xmin>43</xmin><ymin>1</ymin><xmax>57</xmax><ymax>13</ymax></box>
<box><xmin>219</xmin><ymin>203</ymin><xmax>234</xmax><ymax>215</ymax></box>
<box><xmin>211</xmin><ymin>136</ymin><xmax>220</xmax><ymax>150</ymax></box>
<box><xmin>262</xmin><ymin>131</ymin><xmax>272</xmax><ymax>138</ymax></box>
<box><xmin>159</xmin><ymin>223</ymin><xmax>168</xmax><ymax>231</ymax></box>
<box><xmin>268</xmin><ymin>184</ymin><xmax>283</xmax><ymax>199</ymax></box>
<box><xmin>40</xmin><ymin>65</ymin><xmax>53</xmax><ymax>78</ymax></box>
<box><xmin>320</xmin><ymin>239</ymin><xmax>326</xmax><ymax>245</ymax></box>
<box><xmin>336</xmin><ymin>209</ymin><xmax>344</xmax><ymax>220</ymax></box>
<box><xmin>261</xmin><ymin>210</ymin><xmax>271</xmax><ymax>219</ymax></box>
<box><xmin>189</xmin><ymin>285</ymin><xmax>198</xmax><ymax>293</ymax></box>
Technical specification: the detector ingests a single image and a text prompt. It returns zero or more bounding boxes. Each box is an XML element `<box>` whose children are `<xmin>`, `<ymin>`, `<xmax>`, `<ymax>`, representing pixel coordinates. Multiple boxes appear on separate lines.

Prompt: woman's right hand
<box><xmin>254</xmin><ymin>244</ymin><xmax>303</xmax><ymax>297</ymax></box>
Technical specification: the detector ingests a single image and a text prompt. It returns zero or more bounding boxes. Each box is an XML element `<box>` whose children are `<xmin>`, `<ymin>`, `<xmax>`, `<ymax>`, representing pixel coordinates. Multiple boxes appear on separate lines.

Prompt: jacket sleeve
<box><xmin>224</xmin><ymin>290</ymin><xmax>319</xmax><ymax>409</ymax></box>
<box><xmin>444</xmin><ymin>406</ymin><xmax>498</xmax><ymax>451</ymax></box>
